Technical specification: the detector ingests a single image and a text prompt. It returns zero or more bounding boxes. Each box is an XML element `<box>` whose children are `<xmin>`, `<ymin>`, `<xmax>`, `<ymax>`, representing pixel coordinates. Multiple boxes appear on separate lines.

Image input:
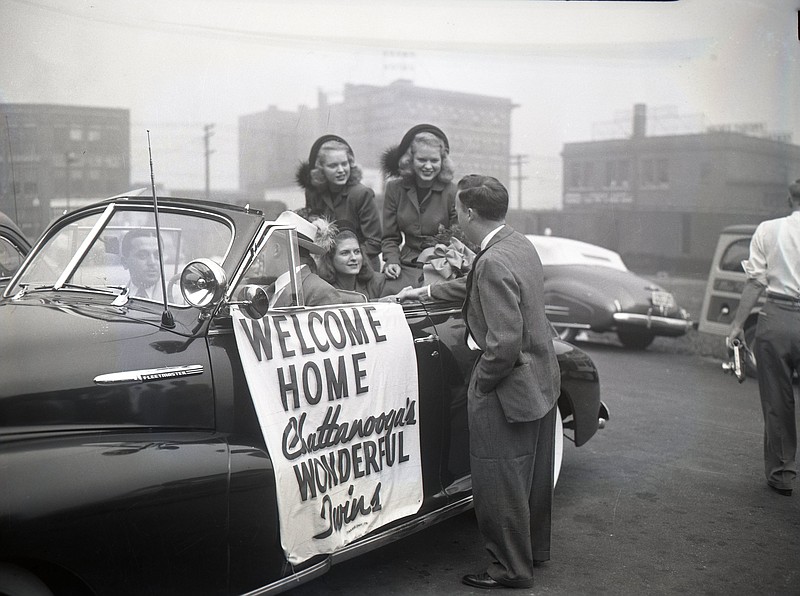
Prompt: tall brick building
<box><xmin>239</xmin><ymin>79</ymin><xmax>515</xmax><ymax>202</ymax></box>
<box><xmin>0</xmin><ymin>104</ymin><xmax>130</xmax><ymax>238</ymax></box>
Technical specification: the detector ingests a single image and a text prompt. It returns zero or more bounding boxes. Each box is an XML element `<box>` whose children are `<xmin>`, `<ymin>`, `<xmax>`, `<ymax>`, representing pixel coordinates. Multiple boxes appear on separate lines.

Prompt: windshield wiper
<box><xmin>20</xmin><ymin>282</ymin><xmax>127</xmax><ymax>296</ymax></box>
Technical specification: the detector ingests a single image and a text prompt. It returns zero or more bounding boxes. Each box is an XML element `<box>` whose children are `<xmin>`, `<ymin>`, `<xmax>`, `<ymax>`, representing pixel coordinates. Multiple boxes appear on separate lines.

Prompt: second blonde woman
<box><xmin>296</xmin><ymin>134</ymin><xmax>382</xmax><ymax>270</ymax></box>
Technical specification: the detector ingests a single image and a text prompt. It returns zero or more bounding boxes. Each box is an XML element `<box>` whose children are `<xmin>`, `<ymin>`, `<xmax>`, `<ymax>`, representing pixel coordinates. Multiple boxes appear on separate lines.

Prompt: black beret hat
<box><xmin>380</xmin><ymin>124</ymin><xmax>449</xmax><ymax>179</ymax></box>
<box><xmin>295</xmin><ymin>134</ymin><xmax>352</xmax><ymax>190</ymax></box>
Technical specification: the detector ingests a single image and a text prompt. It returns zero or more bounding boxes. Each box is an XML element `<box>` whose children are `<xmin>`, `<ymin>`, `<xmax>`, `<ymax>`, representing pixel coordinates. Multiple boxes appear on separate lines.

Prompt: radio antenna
<box><xmin>147</xmin><ymin>130</ymin><xmax>175</xmax><ymax>329</ymax></box>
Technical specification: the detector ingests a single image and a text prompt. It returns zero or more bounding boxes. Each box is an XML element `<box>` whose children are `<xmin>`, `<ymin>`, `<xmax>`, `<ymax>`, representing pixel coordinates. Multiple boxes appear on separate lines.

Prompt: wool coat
<box><xmin>381</xmin><ymin>177</ymin><xmax>457</xmax><ymax>268</ymax></box>
<box><xmin>305</xmin><ymin>182</ymin><xmax>382</xmax><ymax>262</ymax></box>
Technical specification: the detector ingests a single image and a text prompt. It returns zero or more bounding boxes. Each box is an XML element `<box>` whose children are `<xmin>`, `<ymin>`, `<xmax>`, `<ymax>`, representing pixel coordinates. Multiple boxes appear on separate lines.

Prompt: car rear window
<box><xmin>719</xmin><ymin>238</ymin><xmax>750</xmax><ymax>273</ymax></box>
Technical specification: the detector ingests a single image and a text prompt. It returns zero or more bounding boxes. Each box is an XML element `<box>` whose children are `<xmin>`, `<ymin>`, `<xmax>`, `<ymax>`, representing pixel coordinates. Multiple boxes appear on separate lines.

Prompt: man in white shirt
<box><xmin>728</xmin><ymin>178</ymin><xmax>800</xmax><ymax>497</ymax></box>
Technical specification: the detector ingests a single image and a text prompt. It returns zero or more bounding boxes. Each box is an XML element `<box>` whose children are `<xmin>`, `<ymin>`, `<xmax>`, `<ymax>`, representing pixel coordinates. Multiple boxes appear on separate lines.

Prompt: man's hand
<box><xmin>727</xmin><ymin>324</ymin><xmax>745</xmax><ymax>349</ymax></box>
<box><xmin>383</xmin><ymin>285</ymin><xmax>429</xmax><ymax>303</ymax></box>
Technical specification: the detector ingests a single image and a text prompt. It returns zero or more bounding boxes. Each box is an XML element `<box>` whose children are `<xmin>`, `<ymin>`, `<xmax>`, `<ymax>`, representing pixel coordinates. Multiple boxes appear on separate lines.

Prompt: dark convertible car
<box><xmin>528</xmin><ymin>234</ymin><xmax>694</xmax><ymax>350</ymax></box>
<box><xmin>0</xmin><ymin>196</ymin><xmax>608</xmax><ymax>596</ymax></box>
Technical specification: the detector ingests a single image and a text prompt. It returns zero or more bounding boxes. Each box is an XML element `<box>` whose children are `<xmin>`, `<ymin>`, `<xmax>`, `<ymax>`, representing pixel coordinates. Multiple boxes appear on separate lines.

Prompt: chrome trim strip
<box><xmin>330</xmin><ymin>495</ymin><xmax>474</xmax><ymax>565</ymax></box>
<box><xmin>425</xmin><ymin>307</ymin><xmax>462</xmax><ymax>316</ymax></box>
<box><xmin>553</xmin><ymin>322</ymin><xmax>591</xmax><ymax>329</ymax></box>
<box><xmin>240</xmin><ymin>559</ymin><xmax>331</xmax><ymax>596</ymax></box>
<box><xmin>93</xmin><ymin>364</ymin><xmax>204</xmax><ymax>385</ymax></box>
<box><xmin>612</xmin><ymin>313</ymin><xmax>693</xmax><ymax>330</ymax></box>
<box><xmin>241</xmin><ymin>495</ymin><xmax>475</xmax><ymax>595</ymax></box>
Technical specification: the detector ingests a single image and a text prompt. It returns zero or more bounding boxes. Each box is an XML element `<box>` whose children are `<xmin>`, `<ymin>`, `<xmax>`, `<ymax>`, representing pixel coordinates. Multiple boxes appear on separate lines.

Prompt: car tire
<box><xmin>554</xmin><ymin>412</ymin><xmax>563</xmax><ymax>487</ymax></box>
<box><xmin>617</xmin><ymin>329</ymin><xmax>655</xmax><ymax>350</ymax></box>
<box><xmin>0</xmin><ymin>563</ymin><xmax>54</xmax><ymax>596</ymax></box>
<box><xmin>556</xmin><ymin>327</ymin><xmax>578</xmax><ymax>343</ymax></box>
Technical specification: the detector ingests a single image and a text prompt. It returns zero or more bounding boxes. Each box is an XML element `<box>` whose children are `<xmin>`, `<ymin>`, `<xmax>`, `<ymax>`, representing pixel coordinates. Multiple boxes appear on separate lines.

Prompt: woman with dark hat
<box><xmin>296</xmin><ymin>135</ymin><xmax>382</xmax><ymax>271</ymax></box>
<box><xmin>380</xmin><ymin>124</ymin><xmax>457</xmax><ymax>290</ymax></box>
<box><xmin>316</xmin><ymin>220</ymin><xmax>388</xmax><ymax>300</ymax></box>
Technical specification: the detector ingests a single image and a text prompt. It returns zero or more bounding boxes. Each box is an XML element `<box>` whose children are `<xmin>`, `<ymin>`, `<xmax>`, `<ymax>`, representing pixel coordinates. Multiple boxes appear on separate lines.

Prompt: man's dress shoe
<box><xmin>461</xmin><ymin>572</ymin><xmax>506</xmax><ymax>589</ymax></box>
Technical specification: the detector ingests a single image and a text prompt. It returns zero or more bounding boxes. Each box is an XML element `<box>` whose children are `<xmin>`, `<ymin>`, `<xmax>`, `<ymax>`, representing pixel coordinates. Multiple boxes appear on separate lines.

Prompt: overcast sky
<box><xmin>1</xmin><ymin>0</ymin><xmax>798</xmax><ymax>208</ymax></box>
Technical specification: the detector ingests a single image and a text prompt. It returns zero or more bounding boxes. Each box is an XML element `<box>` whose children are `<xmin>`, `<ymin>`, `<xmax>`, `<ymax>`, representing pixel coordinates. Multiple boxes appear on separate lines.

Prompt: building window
<box><xmin>605</xmin><ymin>159</ymin><xmax>630</xmax><ymax>188</ymax></box>
<box><xmin>70</xmin><ymin>127</ymin><xmax>83</xmax><ymax>141</ymax></box>
<box><xmin>641</xmin><ymin>158</ymin><xmax>669</xmax><ymax>188</ymax></box>
<box><xmin>88</xmin><ymin>129</ymin><xmax>101</xmax><ymax>142</ymax></box>
<box><xmin>568</xmin><ymin>161</ymin><xmax>594</xmax><ymax>189</ymax></box>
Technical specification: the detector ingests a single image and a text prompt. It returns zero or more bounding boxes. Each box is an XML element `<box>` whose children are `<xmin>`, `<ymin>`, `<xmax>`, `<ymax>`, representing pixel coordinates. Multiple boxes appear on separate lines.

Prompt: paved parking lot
<box><xmin>290</xmin><ymin>342</ymin><xmax>800</xmax><ymax>595</ymax></box>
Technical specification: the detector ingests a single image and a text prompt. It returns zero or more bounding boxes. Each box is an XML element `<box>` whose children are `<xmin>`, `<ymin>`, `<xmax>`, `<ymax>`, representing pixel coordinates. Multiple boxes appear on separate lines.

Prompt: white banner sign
<box><xmin>232</xmin><ymin>303</ymin><xmax>422</xmax><ymax>564</ymax></box>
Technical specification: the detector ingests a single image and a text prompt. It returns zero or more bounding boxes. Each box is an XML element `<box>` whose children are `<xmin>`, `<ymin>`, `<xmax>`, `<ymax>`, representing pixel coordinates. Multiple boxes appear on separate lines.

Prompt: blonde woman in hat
<box><xmin>316</xmin><ymin>220</ymin><xmax>388</xmax><ymax>300</ymax></box>
<box><xmin>380</xmin><ymin>124</ymin><xmax>457</xmax><ymax>291</ymax></box>
<box><xmin>296</xmin><ymin>135</ymin><xmax>382</xmax><ymax>271</ymax></box>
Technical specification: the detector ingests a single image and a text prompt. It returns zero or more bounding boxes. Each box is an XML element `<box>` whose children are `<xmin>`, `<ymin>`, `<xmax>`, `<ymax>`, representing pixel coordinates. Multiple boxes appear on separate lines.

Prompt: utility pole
<box><xmin>510</xmin><ymin>154</ymin><xmax>528</xmax><ymax>210</ymax></box>
<box><xmin>65</xmin><ymin>151</ymin><xmax>78</xmax><ymax>212</ymax></box>
<box><xmin>203</xmin><ymin>124</ymin><xmax>215</xmax><ymax>201</ymax></box>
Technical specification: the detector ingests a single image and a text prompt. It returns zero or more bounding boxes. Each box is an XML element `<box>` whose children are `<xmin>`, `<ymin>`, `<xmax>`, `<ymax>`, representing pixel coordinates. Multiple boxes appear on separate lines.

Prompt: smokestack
<box><xmin>633</xmin><ymin>104</ymin><xmax>647</xmax><ymax>139</ymax></box>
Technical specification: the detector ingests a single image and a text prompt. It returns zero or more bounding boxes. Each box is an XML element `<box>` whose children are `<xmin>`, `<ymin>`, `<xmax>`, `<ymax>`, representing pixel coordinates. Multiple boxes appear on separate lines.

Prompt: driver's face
<box><xmin>124</xmin><ymin>236</ymin><xmax>160</xmax><ymax>287</ymax></box>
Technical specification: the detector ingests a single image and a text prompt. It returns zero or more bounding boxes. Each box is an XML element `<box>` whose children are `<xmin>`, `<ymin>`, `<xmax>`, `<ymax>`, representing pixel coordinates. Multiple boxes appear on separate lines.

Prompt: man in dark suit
<box><xmin>453</xmin><ymin>174</ymin><xmax>561</xmax><ymax>589</ymax></box>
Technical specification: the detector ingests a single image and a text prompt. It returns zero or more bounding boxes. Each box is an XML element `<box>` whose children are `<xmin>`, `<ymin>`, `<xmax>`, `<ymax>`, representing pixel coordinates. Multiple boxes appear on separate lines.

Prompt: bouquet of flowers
<box><xmin>417</xmin><ymin>225</ymin><xmax>476</xmax><ymax>285</ymax></box>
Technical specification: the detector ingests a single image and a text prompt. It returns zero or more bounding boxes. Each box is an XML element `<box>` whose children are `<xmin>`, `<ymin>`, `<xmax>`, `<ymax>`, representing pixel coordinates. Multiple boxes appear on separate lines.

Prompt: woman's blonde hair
<box><xmin>309</xmin><ymin>140</ymin><xmax>363</xmax><ymax>190</ymax></box>
<box><xmin>397</xmin><ymin>132</ymin><xmax>454</xmax><ymax>184</ymax></box>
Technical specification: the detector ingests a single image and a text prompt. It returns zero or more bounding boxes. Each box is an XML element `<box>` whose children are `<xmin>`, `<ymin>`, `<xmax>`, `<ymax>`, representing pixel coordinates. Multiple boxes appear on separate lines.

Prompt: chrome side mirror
<box><xmin>234</xmin><ymin>284</ymin><xmax>270</xmax><ymax>319</ymax></box>
<box><xmin>180</xmin><ymin>258</ymin><xmax>227</xmax><ymax>308</ymax></box>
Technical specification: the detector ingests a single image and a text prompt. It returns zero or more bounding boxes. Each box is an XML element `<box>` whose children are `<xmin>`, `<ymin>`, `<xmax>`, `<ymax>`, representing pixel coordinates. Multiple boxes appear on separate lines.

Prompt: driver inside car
<box><xmin>121</xmin><ymin>229</ymin><xmax>162</xmax><ymax>300</ymax></box>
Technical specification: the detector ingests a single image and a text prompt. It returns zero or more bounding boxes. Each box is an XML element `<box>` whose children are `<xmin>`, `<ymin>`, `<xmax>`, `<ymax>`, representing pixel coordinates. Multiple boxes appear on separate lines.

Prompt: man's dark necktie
<box><xmin>462</xmin><ymin>249</ymin><xmax>484</xmax><ymax>345</ymax></box>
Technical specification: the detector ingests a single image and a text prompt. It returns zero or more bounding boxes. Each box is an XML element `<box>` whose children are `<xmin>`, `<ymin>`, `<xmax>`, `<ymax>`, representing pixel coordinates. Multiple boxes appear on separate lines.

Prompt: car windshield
<box><xmin>10</xmin><ymin>206</ymin><xmax>233</xmax><ymax>305</ymax></box>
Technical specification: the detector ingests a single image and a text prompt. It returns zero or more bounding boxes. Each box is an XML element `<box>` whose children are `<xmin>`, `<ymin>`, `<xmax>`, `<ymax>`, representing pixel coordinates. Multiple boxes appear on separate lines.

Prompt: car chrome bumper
<box><xmin>612</xmin><ymin>312</ymin><xmax>693</xmax><ymax>336</ymax></box>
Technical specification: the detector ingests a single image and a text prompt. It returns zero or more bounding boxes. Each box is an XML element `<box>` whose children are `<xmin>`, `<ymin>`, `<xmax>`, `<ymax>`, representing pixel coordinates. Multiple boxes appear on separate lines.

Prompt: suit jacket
<box><xmin>465</xmin><ymin>226</ymin><xmax>560</xmax><ymax>423</ymax></box>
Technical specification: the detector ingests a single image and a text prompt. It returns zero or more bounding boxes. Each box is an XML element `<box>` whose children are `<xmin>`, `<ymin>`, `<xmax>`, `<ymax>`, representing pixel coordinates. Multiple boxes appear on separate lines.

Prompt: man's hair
<box><xmin>121</xmin><ymin>229</ymin><xmax>157</xmax><ymax>257</ymax></box>
<box><xmin>456</xmin><ymin>174</ymin><xmax>509</xmax><ymax>221</ymax></box>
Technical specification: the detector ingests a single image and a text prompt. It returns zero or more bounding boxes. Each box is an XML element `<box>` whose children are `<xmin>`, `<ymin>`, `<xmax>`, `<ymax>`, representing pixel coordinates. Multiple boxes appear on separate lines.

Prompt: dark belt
<box><xmin>766</xmin><ymin>292</ymin><xmax>800</xmax><ymax>306</ymax></box>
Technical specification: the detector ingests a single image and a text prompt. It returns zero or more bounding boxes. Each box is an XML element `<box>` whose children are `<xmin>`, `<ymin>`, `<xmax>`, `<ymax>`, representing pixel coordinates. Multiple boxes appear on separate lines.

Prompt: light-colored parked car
<box><xmin>527</xmin><ymin>234</ymin><xmax>694</xmax><ymax>350</ymax></box>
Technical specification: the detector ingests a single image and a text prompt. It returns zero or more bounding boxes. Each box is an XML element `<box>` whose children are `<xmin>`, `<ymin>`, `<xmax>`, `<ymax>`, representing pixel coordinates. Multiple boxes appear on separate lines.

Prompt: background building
<box><xmin>239</xmin><ymin>79</ymin><xmax>515</xmax><ymax>209</ymax></box>
<box><xmin>508</xmin><ymin>104</ymin><xmax>800</xmax><ymax>274</ymax></box>
<box><xmin>0</xmin><ymin>103</ymin><xmax>130</xmax><ymax>238</ymax></box>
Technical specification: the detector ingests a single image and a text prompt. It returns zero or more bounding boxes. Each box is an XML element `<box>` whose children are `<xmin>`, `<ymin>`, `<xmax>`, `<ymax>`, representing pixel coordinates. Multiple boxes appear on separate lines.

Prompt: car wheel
<box><xmin>554</xmin><ymin>413</ymin><xmax>563</xmax><ymax>487</ymax></box>
<box><xmin>0</xmin><ymin>563</ymin><xmax>54</xmax><ymax>596</ymax></box>
<box><xmin>743</xmin><ymin>322</ymin><xmax>758</xmax><ymax>378</ymax></box>
<box><xmin>555</xmin><ymin>327</ymin><xmax>578</xmax><ymax>343</ymax></box>
<box><xmin>617</xmin><ymin>329</ymin><xmax>655</xmax><ymax>350</ymax></box>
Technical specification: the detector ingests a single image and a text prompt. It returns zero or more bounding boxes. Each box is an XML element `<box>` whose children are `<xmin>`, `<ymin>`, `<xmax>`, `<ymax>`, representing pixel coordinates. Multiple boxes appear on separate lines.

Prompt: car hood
<box><xmin>0</xmin><ymin>296</ymin><xmax>202</xmax><ymax>424</ymax></box>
